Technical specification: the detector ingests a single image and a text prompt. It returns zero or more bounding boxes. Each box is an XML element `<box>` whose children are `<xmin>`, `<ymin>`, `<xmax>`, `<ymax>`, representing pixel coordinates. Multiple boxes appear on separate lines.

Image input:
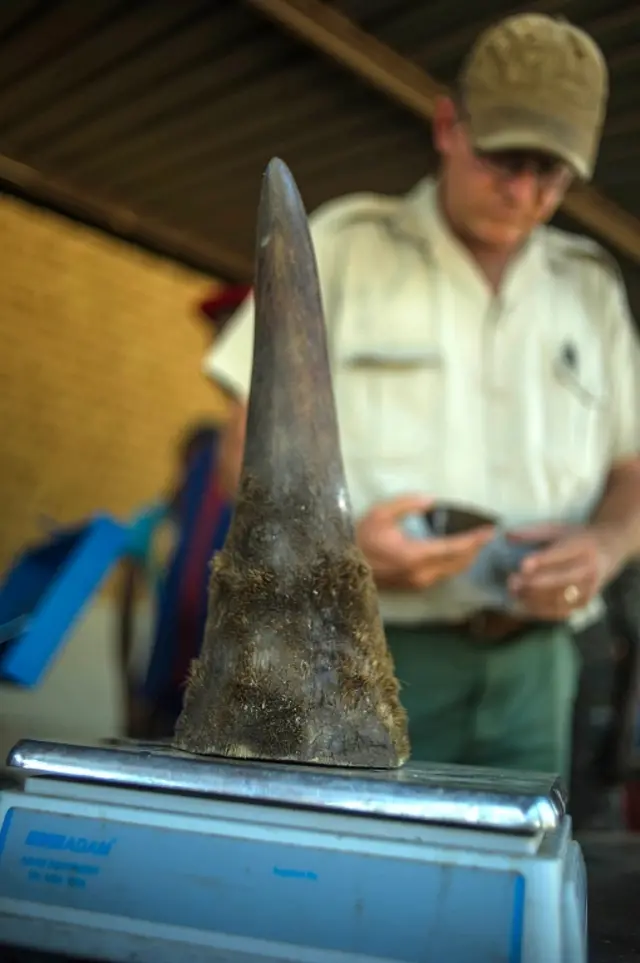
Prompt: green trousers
<box><xmin>385</xmin><ymin>622</ymin><xmax>580</xmax><ymax>778</ymax></box>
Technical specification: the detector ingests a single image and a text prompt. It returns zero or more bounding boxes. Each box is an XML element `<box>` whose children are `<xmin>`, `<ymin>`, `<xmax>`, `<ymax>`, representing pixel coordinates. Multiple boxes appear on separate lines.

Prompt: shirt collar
<box><xmin>393</xmin><ymin>175</ymin><xmax>545</xmax><ymax>304</ymax></box>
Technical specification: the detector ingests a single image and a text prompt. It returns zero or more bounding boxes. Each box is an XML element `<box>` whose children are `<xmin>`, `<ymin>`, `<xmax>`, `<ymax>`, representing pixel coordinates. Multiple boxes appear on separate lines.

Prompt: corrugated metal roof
<box><xmin>0</xmin><ymin>0</ymin><xmax>639</xmax><ymax>297</ymax></box>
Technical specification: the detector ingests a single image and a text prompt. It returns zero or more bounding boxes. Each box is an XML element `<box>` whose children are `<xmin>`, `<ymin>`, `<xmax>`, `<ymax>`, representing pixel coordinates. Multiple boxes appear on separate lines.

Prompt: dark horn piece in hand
<box><xmin>173</xmin><ymin>157</ymin><xmax>410</xmax><ymax>768</ymax></box>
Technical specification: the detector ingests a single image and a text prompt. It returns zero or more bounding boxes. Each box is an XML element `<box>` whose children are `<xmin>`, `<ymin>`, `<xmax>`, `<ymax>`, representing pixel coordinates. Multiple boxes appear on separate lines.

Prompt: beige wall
<box><xmin>0</xmin><ymin>195</ymin><xmax>229</xmax><ymax>576</ymax></box>
<box><xmin>0</xmin><ymin>195</ymin><xmax>228</xmax><ymax>750</ymax></box>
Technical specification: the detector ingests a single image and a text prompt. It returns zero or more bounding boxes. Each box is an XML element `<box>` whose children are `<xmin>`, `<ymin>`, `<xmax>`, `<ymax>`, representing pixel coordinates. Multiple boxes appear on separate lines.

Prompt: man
<box><xmin>200</xmin><ymin>14</ymin><xmax>640</xmax><ymax>778</ymax></box>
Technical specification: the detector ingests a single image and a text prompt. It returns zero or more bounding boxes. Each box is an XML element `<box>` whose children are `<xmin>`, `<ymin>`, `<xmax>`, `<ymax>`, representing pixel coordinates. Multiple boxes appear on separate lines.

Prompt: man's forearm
<box><xmin>217</xmin><ymin>399</ymin><xmax>247</xmax><ymax>499</ymax></box>
<box><xmin>591</xmin><ymin>457</ymin><xmax>640</xmax><ymax>569</ymax></box>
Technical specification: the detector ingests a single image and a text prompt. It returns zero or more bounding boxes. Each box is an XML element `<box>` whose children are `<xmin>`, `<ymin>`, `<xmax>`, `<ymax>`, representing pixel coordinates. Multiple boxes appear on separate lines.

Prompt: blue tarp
<box><xmin>0</xmin><ymin>514</ymin><xmax>128</xmax><ymax>687</ymax></box>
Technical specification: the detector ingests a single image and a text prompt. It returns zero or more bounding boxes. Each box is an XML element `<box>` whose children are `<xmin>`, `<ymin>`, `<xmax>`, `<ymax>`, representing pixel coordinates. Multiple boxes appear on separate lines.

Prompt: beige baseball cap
<box><xmin>457</xmin><ymin>14</ymin><xmax>608</xmax><ymax>180</ymax></box>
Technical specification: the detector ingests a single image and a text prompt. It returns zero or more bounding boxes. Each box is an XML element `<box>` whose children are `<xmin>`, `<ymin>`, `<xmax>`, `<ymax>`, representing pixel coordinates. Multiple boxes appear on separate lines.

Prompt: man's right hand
<box><xmin>356</xmin><ymin>494</ymin><xmax>496</xmax><ymax>591</ymax></box>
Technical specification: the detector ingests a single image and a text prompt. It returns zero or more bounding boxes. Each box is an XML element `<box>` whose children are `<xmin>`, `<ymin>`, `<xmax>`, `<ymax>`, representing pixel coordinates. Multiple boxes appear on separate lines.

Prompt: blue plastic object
<box><xmin>0</xmin><ymin>514</ymin><xmax>128</xmax><ymax>688</ymax></box>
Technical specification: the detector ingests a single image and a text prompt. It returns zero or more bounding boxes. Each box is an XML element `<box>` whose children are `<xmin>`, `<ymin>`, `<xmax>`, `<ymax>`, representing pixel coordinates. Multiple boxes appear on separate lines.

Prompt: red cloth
<box><xmin>199</xmin><ymin>284</ymin><xmax>250</xmax><ymax>329</ymax></box>
<box><xmin>624</xmin><ymin>782</ymin><xmax>640</xmax><ymax>831</ymax></box>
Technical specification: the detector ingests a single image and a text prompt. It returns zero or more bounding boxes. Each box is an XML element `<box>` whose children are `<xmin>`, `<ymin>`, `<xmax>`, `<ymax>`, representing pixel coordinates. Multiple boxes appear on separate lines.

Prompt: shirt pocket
<box><xmin>333</xmin><ymin>347</ymin><xmax>446</xmax><ymax>462</ymax></box>
<box><xmin>544</xmin><ymin>339</ymin><xmax>609</xmax><ymax>480</ymax></box>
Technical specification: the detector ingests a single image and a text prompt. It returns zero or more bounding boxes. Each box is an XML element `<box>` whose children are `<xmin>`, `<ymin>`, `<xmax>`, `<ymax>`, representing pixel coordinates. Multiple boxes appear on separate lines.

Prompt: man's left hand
<box><xmin>507</xmin><ymin>523</ymin><xmax>622</xmax><ymax>621</ymax></box>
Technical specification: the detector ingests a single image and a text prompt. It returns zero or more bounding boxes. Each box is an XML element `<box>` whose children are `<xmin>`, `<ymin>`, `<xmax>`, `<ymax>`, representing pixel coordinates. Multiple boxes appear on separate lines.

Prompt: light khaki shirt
<box><xmin>203</xmin><ymin>178</ymin><xmax>640</xmax><ymax>627</ymax></box>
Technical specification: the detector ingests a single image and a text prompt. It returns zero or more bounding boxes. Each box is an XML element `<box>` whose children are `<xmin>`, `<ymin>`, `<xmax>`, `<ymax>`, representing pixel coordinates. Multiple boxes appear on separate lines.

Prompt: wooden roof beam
<box><xmin>0</xmin><ymin>153</ymin><xmax>252</xmax><ymax>282</ymax></box>
<box><xmin>246</xmin><ymin>0</ymin><xmax>640</xmax><ymax>267</ymax></box>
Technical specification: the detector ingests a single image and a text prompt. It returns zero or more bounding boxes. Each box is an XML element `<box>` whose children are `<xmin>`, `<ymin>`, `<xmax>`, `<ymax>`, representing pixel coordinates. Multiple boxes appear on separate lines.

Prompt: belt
<box><xmin>394</xmin><ymin>610</ymin><xmax>547</xmax><ymax>644</ymax></box>
<box><xmin>458</xmin><ymin>610</ymin><xmax>539</xmax><ymax>642</ymax></box>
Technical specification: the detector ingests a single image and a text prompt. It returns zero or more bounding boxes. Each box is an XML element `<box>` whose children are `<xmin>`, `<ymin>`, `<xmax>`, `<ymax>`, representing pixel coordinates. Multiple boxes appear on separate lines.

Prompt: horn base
<box><xmin>173</xmin><ymin>476</ymin><xmax>410</xmax><ymax>769</ymax></box>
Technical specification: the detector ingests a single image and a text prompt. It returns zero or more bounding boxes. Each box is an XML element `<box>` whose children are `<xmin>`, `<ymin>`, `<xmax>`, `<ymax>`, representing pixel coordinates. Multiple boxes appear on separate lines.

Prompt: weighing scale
<box><xmin>0</xmin><ymin>738</ymin><xmax>587</xmax><ymax>963</ymax></box>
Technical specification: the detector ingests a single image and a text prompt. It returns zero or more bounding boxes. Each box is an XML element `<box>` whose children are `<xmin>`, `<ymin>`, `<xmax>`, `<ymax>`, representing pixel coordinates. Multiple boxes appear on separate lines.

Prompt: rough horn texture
<box><xmin>173</xmin><ymin>157</ymin><xmax>410</xmax><ymax>768</ymax></box>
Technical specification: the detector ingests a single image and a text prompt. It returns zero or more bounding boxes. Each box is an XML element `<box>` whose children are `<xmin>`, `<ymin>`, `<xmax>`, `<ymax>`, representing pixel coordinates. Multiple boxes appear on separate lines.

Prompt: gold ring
<box><xmin>563</xmin><ymin>584</ymin><xmax>580</xmax><ymax>606</ymax></box>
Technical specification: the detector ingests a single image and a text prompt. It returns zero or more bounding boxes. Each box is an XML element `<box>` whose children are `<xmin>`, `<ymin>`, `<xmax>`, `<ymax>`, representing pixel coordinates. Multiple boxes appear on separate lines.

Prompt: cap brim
<box><xmin>472</xmin><ymin>126</ymin><xmax>590</xmax><ymax>180</ymax></box>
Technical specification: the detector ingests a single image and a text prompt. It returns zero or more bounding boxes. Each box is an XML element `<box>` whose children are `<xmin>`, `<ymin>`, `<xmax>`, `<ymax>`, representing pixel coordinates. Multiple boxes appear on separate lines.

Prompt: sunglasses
<box><xmin>453</xmin><ymin>104</ymin><xmax>572</xmax><ymax>189</ymax></box>
<box><xmin>473</xmin><ymin>147</ymin><xmax>572</xmax><ymax>189</ymax></box>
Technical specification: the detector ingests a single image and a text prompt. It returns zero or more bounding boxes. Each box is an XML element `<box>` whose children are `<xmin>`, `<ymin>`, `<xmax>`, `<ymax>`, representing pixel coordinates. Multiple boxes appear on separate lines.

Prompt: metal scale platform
<box><xmin>0</xmin><ymin>739</ymin><xmax>587</xmax><ymax>963</ymax></box>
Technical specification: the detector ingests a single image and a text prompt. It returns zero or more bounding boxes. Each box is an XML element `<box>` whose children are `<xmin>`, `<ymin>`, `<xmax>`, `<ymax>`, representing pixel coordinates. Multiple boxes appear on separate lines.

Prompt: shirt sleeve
<box><xmin>201</xmin><ymin>291</ymin><xmax>255</xmax><ymax>401</ymax></box>
<box><xmin>202</xmin><ymin>206</ymin><xmax>340</xmax><ymax>403</ymax></box>
<box><xmin>607</xmin><ymin>272</ymin><xmax>640</xmax><ymax>463</ymax></box>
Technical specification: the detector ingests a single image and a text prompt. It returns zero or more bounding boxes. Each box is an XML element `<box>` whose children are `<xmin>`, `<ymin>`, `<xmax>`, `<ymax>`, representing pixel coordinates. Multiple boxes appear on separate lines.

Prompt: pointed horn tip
<box><xmin>264</xmin><ymin>156</ymin><xmax>290</xmax><ymax>179</ymax></box>
<box><xmin>258</xmin><ymin>157</ymin><xmax>306</xmax><ymax>230</ymax></box>
<box><xmin>262</xmin><ymin>157</ymin><xmax>299</xmax><ymax>201</ymax></box>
